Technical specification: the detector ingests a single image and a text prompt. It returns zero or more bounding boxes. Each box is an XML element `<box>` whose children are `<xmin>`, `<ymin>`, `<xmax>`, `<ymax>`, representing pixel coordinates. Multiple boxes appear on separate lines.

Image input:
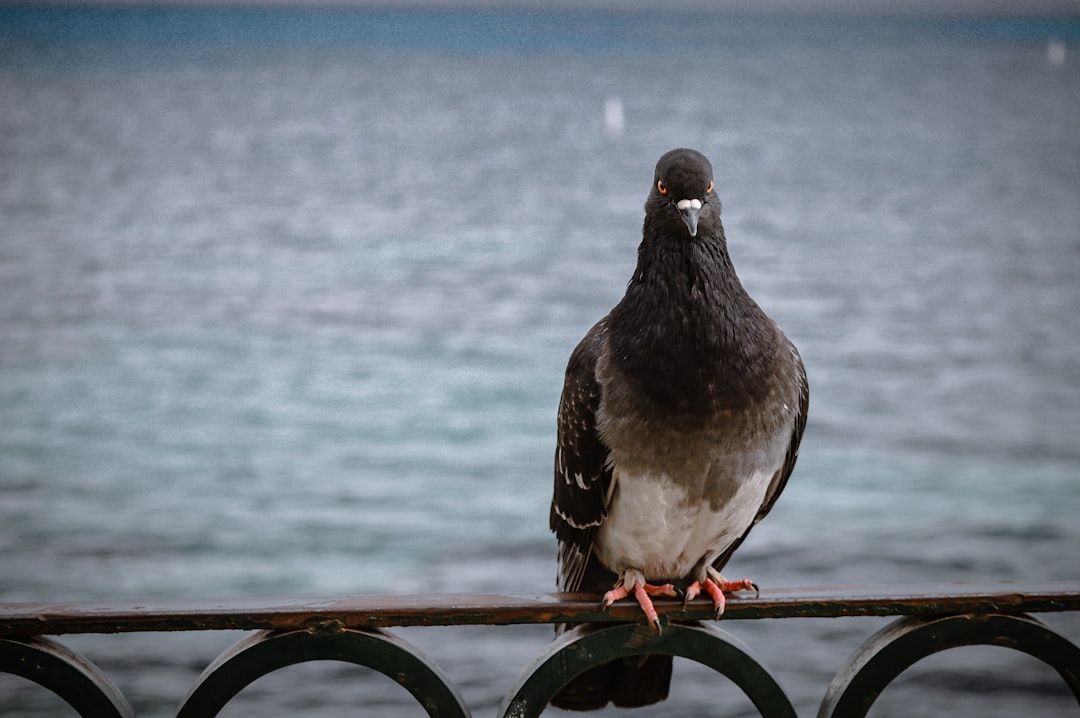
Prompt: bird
<box><xmin>549</xmin><ymin>148</ymin><xmax>808</xmax><ymax>710</ymax></box>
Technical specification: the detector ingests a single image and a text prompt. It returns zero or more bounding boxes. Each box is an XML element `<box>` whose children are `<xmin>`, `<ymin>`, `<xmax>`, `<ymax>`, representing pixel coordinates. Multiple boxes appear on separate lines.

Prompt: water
<box><xmin>2</xmin><ymin>7</ymin><xmax>1079</xmax><ymax>717</ymax></box>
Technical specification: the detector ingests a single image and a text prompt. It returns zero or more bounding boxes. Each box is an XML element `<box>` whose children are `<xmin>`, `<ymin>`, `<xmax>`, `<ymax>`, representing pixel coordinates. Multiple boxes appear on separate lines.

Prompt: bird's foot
<box><xmin>601</xmin><ymin>569</ymin><xmax>677</xmax><ymax>632</ymax></box>
<box><xmin>684</xmin><ymin>568</ymin><xmax>759</xmax><ymax>618</ymax></box>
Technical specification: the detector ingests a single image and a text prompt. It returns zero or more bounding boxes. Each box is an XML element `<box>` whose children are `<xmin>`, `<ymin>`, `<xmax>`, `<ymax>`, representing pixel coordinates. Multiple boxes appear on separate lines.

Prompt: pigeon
<box><xmin>549</xmin><ymin>148</ymin><xmax>808</xmax><ymax>710</ymax></box>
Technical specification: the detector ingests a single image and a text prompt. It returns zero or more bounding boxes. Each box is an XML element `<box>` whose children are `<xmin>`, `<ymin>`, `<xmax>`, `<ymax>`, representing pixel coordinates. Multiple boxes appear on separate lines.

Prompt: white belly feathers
<box><xmin>594</xmin><ymin>467</ymin><xmax>772</xmax><ymax>581</ymax></box>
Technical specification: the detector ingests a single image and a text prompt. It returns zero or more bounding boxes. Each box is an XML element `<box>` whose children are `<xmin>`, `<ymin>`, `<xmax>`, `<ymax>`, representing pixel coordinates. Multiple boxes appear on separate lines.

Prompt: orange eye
<box><xmin>657</xmin><ymin>180</ymin><xmax>668</xmax><ymax>195</ymax></box>
<box><xmin>706</xmin><ymin>181</ymin><xmax>714</xmax><ymax>194</ymax></box>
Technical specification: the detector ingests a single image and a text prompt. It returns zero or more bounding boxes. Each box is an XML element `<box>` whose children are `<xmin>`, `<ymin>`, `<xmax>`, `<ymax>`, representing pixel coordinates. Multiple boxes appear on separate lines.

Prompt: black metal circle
<box><xmin>500</xmin><ymin>621</ymin><xmax>795</xmax><ymax>718</ymax></box>
<box><xmin>175</xmin><ymin>627</ymin><xmax>470</xmax><ymax>718</ymax></box>
<box><xmin>818</xmin><ymin>612</ymin><xmax>1080</xmax><ymax>718</ymax></box>
<box><xmin>0</xmin><ymin>635</ymin><xmax>133</xmax><ymax>718</ymax></box>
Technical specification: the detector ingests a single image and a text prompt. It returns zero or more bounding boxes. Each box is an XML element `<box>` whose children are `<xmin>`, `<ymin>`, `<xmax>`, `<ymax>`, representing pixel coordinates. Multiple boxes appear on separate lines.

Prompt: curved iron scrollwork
<box><xmin>174</xmin><ymin>626</ymin><xmax>470</xmax><ymax>718</ymax></box>
<box><xmin>0</xmin><ymin>635</ymin><xmax>133</xmax><ymax>718</ymax></box>
<box><xmin>499</xmin><ymin>621</ymin><xmax>797</xmax><ymax>718</ymax></box>
<box><xmin>818</xmin><ymin>612</ymin><xmax>1080</xmax><ymax>718</ymax></box>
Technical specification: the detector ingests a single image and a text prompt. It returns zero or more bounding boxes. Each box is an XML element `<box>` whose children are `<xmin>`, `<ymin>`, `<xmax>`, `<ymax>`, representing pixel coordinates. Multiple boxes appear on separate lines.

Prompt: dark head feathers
<box><xmin>647</xmin><ymin>148</ymin><xmax>721</xmax><ymax>239</ymax></box>
<box><xmin>652</xmin><ymin>148</ymin><xmax>714</xmax><ymax>199</ymax></box>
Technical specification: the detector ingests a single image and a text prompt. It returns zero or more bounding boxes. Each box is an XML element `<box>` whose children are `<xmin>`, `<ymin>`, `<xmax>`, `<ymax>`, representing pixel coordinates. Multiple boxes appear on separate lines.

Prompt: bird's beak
<box><xmin>676</xmin><ymin>199</ymin><xmax>702</xmax><ymax>238</ymax></box>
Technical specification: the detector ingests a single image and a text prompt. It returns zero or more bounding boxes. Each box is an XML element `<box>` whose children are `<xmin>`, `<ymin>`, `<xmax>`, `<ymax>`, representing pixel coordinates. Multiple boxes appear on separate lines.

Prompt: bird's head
<box><xmin>648</xmin><ymin>148</ymin><xmax>719</xmax><ymax>239</ymax></box>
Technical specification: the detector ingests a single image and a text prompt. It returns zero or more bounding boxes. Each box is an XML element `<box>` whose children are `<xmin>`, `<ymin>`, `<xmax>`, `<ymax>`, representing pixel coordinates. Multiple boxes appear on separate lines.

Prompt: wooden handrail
<box><xmin>2</xmin><ymin>580</ymin><xmax>1078</xmax><ymax>635</ymax></box>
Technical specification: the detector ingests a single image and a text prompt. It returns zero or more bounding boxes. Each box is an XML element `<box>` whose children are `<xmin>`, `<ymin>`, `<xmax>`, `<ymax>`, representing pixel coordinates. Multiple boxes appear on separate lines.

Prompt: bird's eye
<box><xmin>657</xmin><ymin>180</ymin><xmax>668</xmax><ymax>195</ymax></box>
<box><xmin>706</xmin><ymin>181</ymin><xmax>714</xmax><ymax>194</ymax></box>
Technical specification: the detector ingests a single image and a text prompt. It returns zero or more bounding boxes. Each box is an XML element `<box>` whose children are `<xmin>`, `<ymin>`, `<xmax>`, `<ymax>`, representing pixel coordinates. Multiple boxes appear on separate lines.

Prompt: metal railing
<box><xmin>2</xmin><ymin>581</ymin><xmax>1078</xmax><ymax>717</ymax></box>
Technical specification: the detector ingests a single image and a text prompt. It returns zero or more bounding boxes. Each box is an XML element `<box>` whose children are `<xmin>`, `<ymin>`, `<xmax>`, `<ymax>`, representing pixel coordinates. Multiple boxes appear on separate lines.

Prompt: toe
<box><xmin>644</xmin><ymin>582</ymin><xmax>678</xmax><ymax>598</ymax></box>
<box><xmin>601</xmin><ymin>585</ymin><xmax>629</xmax><ymax>610</ymax></box>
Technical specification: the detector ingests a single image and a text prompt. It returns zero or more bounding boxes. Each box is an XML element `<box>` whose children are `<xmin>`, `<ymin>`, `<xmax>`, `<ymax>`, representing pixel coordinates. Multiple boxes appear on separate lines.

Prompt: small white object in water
<box><xmin>604</xmin><ymin>96</ymin><xmax>625</xmax><ymax>138</ymax></box>
<box><xmin>1047</xmin><ymin>40</ymin><xmax>1066</xmax><ymax>67</ymax></box>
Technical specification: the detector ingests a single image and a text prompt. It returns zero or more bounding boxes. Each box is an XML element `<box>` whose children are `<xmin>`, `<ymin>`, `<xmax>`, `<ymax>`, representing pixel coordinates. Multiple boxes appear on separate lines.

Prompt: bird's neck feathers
<box><xmin>607</xmin><ymin>221</ymin><xmax>776</xmax><ymax>412</ymax></box>
<box><xmin>620</xmin><ymin>219</ymin><xmax>754</xmax><ymax>333</ymax></box>
<box><xmin>633</xmin><ymin>217</ymin><xmax>742</xmax><ymax>297</ymax></box>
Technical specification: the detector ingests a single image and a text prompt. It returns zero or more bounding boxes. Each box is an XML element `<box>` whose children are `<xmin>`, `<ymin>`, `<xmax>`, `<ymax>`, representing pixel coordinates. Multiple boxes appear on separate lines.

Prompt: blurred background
<box><xmin>1</xmin><ymin>2</ymin><xmax>1078</xmax><ymax>716</ymax></box>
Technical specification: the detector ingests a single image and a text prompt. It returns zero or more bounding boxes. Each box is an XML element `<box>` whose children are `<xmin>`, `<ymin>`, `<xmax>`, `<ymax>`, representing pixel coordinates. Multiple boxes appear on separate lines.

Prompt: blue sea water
<box><xmin>1</xmin><ymin>6</ymin><xmax>1079</xmax><ymax>717</ymax></box>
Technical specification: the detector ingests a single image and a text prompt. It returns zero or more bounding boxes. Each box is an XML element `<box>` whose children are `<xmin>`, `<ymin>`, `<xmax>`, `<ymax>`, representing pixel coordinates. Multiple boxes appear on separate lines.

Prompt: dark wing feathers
<box><xmin>550</xmin><ymin>320</ymin><xmax>613</xmax><ymax>592</ymax></box>
<box><xmin>712</xmin><ymin>340</ymin><xmax>809</xmax><ymax>572</ymax></box>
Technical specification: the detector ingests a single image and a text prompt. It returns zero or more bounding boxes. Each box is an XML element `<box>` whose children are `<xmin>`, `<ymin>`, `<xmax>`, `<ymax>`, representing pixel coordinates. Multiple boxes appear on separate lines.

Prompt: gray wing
<box><xmin>549</xmin><ymin>319</ymin><xmax>615</xmax><ymax>592</ymax></box>
<box><xmin>713</xmin><ymin>339</ymin><xmax>809</xmax><ymax>572</ymax></box>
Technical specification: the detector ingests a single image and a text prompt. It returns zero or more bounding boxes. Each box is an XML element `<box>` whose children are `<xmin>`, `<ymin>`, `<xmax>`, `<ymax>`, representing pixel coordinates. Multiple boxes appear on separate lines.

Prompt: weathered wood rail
<box><xmin>2</xmin><ymin>580</ymin><xmax>1079</xmax><ymax>717</ymax></box>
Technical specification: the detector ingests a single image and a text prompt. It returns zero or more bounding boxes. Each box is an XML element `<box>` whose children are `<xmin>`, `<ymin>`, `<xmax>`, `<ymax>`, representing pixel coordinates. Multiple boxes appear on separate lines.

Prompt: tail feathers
<box><xmin>550</xmin><ymin>654</ymin><xmax>673</xmax><ymax>711</ymax></box>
